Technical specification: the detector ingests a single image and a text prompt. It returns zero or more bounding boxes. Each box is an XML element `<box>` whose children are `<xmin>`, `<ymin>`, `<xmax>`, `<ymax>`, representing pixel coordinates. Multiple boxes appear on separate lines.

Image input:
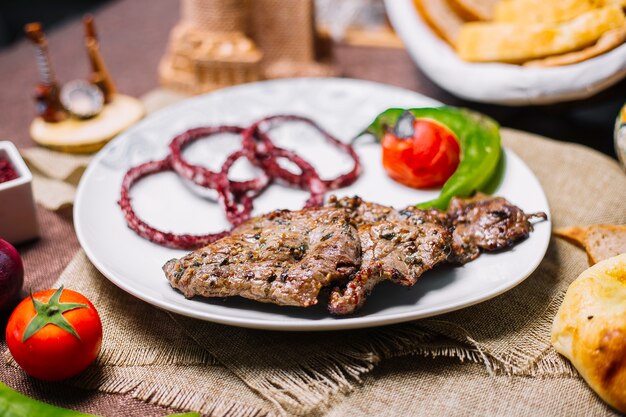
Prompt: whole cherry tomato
<box><xmin>6</xmin><ymin>286</ymin><xmax>102</xmax><ymax>381</ymax></box>
<box><xmin>382</xmin><ymin>117</ymin><xmax>460</xmax><ymax>189</ymax></box>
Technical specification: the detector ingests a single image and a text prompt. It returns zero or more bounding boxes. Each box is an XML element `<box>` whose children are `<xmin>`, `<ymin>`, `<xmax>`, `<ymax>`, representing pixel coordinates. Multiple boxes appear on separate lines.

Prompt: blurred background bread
<box><xmin>458</xmin><ymin>6</ymin><xmax>626</xmax><ymax>62</ymax></box>
<box><xmin>493</xmin><ymin>0</ymin><xmax>626</xmax><ymax>24</ymax></box>
<box><xmin>449</xmin><ymin>0</ymin><xmax>498</xmax><ymax>20</ymax></box>
<box><xmin>413</xmin><ymin>0</ymin><xmax>626</xmax><ymax>66</ymax></box>
<box><xmin>552</xmin><ymin>253</ymin><xmax>626</xmax><ymax>414</ymax></box>
<box><xmin>414</xmin><ymin>0</ymin><xmax>466</xmax><ymax>46</ymax></box>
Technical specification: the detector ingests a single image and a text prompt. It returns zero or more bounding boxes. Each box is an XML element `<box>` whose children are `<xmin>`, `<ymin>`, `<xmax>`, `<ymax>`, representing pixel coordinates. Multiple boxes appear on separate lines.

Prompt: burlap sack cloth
<box><xmin>8</xmin><ymin>117</ymin><xmax>626</xmax><ymax>416</ymax></box>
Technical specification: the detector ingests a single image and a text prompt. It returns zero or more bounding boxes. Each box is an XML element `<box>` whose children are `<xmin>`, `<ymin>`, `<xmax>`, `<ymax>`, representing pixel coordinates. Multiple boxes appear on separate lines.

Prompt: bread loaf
<box><xmin>552</xmin><ymin>253</ymin><xmax>626</xmax><ymax>413</ymax></box>
<box><xmin>458</xmin><ymin>5</ymin><xmax>626</xmax><ymax>62</ymax></box>
<box><xmin>449</xmin><ymin>0</ymin><xmax>498</xmax><ymax>21</ymax></box>
<box><xmin>494</xmin><ymin>0</ymin><xmax>626</xmax><ymax>24</ymax></box>
<box><xmin>554</xmin><ymin>224</ymin><xmax>626</xmax><ymax>265</ymax></box>
<box><xmin>414</xmin><ymin>0</ymin><xmax>466</xmax><ymax>46</ymax></box>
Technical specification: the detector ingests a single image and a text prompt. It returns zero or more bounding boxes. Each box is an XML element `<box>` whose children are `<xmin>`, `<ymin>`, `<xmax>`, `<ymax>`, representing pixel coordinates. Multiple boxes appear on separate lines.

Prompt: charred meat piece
<box><xmin>447</xmin><ymin>193</ymin><xmax>548</xmax><ymax>264</ymax></box>
<box><xmin>328</xmin><ymin>195</ymin><xmax>449</xmax><ymax>228</ymax></box>
<box><xmin>327</xmin><ymin>196</ymin><xmax>451</xmax><ymax>315</ymax></box>
<box><xmin>163</xmin><ymin>207</ymin><xmax>360</xmax><ymax>307</ymax></box>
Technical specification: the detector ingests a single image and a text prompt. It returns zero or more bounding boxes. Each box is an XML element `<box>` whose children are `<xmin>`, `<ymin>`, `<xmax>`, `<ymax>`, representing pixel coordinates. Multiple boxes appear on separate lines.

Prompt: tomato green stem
<box><xmin>22</xmin><ymin>286</ymin><xmax>88</xmax><ymax>342</ymax></box>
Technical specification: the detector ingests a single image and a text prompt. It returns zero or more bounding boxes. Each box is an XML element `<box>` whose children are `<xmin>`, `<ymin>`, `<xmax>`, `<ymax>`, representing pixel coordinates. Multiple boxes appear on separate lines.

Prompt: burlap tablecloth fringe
<box><xmin>73</xmin><ymin>365</ymin><xmax>272</xmax><ymax>417</ymax></box>
<box><xmin>96</xmin><ymin>343</ymin><xmax>217</xmax><ymax>367</ymax></box>
<box><xmin>529</xmin><ymin>348</ymin><xmax>578</xmax><ymax>377</ymax></box>
<box><xmin>497</xmin><ymin>295</ymin><xmax>568</xmax><ymax>375</ymax></box>
<box><xmin>405</xmin><ymin>344</ymin><xmax>483</xmax><ymax>363</ymax></box>
<box><xmin>417</xmin><ymin>320</ymin><xmax>529</xmax><ymax>375</ymax></box>
<box><xmin>251</xmin><ymin>353</ymin><xmax>374</xmax><ymax>415</ymax></box>
<box><xmin>416</xmin><ymin>294</ymin><xmax>576</xmax><ymax>377</ymax></box>
<box><xmin>169</xmin><ymin>313</ymin><xmax>443</xmax><ymax>416</ymax></box>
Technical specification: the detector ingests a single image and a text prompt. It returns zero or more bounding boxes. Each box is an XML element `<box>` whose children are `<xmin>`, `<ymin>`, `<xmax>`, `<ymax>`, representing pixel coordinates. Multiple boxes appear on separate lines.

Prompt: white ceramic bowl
<box><xmin>385</xmin><ymin>0</ymin><xmax>626</xmax><ymax>105</ymax></box>
<box><xmin>0</xmin><ymin>141</ymin><xmax>39</xmax><ymax>244</ymax></box>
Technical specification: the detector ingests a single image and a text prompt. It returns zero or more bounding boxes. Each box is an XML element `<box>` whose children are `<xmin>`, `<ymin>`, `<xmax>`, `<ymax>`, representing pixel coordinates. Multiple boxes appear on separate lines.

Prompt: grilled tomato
<box><xmin>6</xmin><ymin>286</ymin><xmax>102</xmax><ymax>381</ymax></box>
<box><xmin>381</xmin><ymin>114</ymin><xmax>460</xmax><ymax>189</ymax></box>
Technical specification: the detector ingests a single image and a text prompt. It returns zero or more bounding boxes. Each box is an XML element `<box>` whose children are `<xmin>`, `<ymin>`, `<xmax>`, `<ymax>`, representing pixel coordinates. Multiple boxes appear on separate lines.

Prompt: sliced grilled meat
<box><xmin>163</xmin><ymin>194</ymin><xmax>546</xmax><ymax>315</ymax></box>
<box><xmin>447</xmin><ymin>193</ymin><xmax>548</xmax><ymax>264</ymax></box>
<box><xmin>163</xmin><ymin>206</ymin><xmax>360</xmax><ymax>307</ymax></box>
<box><xmin>327</xmin><ymin>196</ymin><xmax>451</xmax><ymax>315</ymax></box>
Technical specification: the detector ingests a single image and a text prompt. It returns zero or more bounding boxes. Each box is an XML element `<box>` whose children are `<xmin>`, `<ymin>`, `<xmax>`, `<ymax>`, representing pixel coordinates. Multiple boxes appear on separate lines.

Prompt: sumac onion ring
<box><xmin>242</xmin><ymin>115</ymin><xmax>361</xmax><ymax>190</ymax></box>
<box><xmin>169</xmin><ymin>126</ymin><xmax>270</xmax><ymax>195</ymax></box>
<box><xmin>119</xmin><ymin>115</ymin><xmax>360</xmax><ymax>249</ymax></box>
<box><xmin>119</xmin><ymin>157</ymin><xmax>230</xmax><ymax>250</ymax></box>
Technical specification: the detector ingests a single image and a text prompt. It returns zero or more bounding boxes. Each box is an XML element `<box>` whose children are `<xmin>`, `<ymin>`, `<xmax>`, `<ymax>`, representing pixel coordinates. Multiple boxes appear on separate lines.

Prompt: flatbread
<box><xmin>494</xmin><ymin>0</ymin><xmax>612</xmax><ymax>24</ymax></box>
<box><xmin>554</xmin><ymin>224</ymin><xmax>626</xmax><ymax>265</ymax></box>
<box><xmin>524</xmin><ymin>25</ymin><xmax>626</xmax><ymax>67</ymax></box>
<box><xmin>414</xmin><ymin>0</ymin><xmax>466</xmax><ymax>47</ymax></box>
<box><xmin>449</xmin><ymin>0</ymin><xmax>499</xmax><ymax>21</ymax></box>
<box><xmin>552</xmin><ymin>254</ymin><xmax>626</xmax><ymax>414</ymax></box>
<box><xmin>457</xmin><ymin>5</ymin><xmax>626</xmax><ymax>62</ymax></box>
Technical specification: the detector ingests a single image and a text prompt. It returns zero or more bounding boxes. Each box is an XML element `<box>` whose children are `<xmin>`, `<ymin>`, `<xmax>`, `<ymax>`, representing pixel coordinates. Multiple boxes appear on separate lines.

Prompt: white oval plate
<box><xmin>385</xmin><ymin>0</ymin><xmax>626</xmax><ymax>105</ymax></box>
<box><xmin>75</xmin><ymin>78</ymin><xmax>551</xmax><ymax>331</ymax></box>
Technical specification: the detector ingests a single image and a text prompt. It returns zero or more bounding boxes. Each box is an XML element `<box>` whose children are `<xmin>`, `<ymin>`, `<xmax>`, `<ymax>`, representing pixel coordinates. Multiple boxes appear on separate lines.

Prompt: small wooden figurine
<box><xmin>24</xmin><ymin>23</ymin><xmax>68</xmax><ymax>123</ymax></box>
<box><xmin>26</xmin><ymin>19</ymin><xmax>144</xmax><ymax>154</ymax></box>
<box><xmin>83</xmin><ymin>15</ymin><xmax>117</xmax><ymax>103</ymax></box>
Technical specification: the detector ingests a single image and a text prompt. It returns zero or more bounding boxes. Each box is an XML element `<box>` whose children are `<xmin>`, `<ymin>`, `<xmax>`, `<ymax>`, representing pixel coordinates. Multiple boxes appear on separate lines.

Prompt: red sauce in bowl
<box><xmin>0</xmin><ymin>158</ymin><xmax>18</xmax><ymax>184</ymax></box>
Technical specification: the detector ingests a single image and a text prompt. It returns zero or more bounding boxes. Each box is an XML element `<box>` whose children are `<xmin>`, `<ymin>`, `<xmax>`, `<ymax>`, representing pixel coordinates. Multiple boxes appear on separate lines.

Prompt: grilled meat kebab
<box><xmin>164</xmin><ymin>194</ymin><xmax>546</xmax><ymax>314</ymax></box>
<box><xmin>447</xmin><ymin>193</ymin><xmax>548</xmax><ymax>264</ymax></box>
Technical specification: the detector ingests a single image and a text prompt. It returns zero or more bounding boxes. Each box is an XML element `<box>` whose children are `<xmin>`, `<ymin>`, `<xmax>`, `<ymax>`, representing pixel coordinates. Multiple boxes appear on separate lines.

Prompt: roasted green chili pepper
<box><xmin>365</xmin><ymin>107</ymin><xmax>502</xmax><ymax>210</ymax></box>
<box><xmin>0</xmin><ymin>382</ymin><xmax>199</xmax><ymax>417</ymax></box>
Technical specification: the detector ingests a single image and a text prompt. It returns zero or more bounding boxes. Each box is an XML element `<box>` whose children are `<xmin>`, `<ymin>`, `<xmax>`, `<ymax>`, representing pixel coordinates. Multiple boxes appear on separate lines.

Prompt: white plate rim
<box><xmin>74</xmin><ymin>78</ymin><xmax>552</xmax><ymax>331</ymax></box>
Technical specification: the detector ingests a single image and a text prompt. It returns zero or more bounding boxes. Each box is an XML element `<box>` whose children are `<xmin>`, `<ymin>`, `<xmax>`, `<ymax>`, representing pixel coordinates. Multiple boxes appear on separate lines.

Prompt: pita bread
<box><xmin>414</xmin><ymin>0</ymin><xmax>466</xmax><ymax>46</ymax></box>
<box><xmin>449</xmin><ymin>0</ymin><xmax>499</xmax><ymax>21</ymax></box>
<box><xmin>554</xmin><ymin>224</ymin><xmax>626</xmax><ymax>265</ymax></box>
<box><xmin>457</xmin><ymin>5</ymin><xmax>626</xmax><ymax>62</ymax></box>
<box><xmin>494</xmin><ymin>0</ymin><xmax>620</xmax><ymax>24</ymax></box>
<box><xmin>552</xmin><ymin>254</ymin><xmax>626</xmax><ymax>414</ymax></box>
<box><xmin>524</xmin><ymin>25</ymin><xmax>626</xmax><ymax>67</ymax></box>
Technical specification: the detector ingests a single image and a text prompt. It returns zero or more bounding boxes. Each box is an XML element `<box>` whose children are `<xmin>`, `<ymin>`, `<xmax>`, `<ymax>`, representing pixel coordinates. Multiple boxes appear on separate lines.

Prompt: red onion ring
<box><xmin>242</xmin><ymin>115</ymin><xmax>361</xmax><ymax>190</ymax></box>
<box><xmin>120</xmin><ymin>115</ymin><xmax>361</xmax><ymax>249</ymax></box>
<box><xmin>169</xmin><ymin>126</ymin><xmax>270</xmax><ymax>195</ymax></box>
<box><xmin>119</xmin><ymin>157</ymin><xmax>230</xmax><ymax>249</ymax></box>
<box><xmin>214</xmin><ymin>150</ymin><xmax>258</xmax><ymax>227</ymax></box>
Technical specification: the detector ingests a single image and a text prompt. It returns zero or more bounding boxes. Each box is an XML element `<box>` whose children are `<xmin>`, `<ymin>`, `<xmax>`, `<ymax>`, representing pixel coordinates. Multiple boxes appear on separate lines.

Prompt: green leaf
<box><xmin>0</xmin><ymin>382</ymin><xmax>97</xmax><ymax>416</ymax></box>
<box><xmin>22</xmin><ymin>287</ymin><xmax>88</xmax><ymax>343</ymax></box>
